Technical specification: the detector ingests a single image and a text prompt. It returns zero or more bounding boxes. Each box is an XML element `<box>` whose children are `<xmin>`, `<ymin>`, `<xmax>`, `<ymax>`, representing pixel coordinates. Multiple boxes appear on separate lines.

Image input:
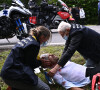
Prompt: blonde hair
<box><xmin>57</xmin><ymin>21</ymin><xmax>71</xmax><ymax>32</ymax></box>
<box><xmin>29</xmin><ymin>26</ymin><xmax>51</xmax><ymax>38</ymax></box>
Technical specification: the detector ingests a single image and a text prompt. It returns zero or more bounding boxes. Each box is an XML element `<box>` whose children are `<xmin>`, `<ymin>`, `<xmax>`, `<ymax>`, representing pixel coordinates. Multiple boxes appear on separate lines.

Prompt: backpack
<box><xmin>92</xmin><ymin>73</ymin><xmax>100</xmax><ymax>90</ymax></box>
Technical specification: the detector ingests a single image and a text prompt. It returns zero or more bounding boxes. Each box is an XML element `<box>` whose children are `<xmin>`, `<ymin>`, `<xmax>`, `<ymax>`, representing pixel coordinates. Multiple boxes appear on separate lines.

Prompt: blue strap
<box><xmin>44</xmin><ymin>72</ymin><xmax>55</xmax><ymax>84</ymax></box>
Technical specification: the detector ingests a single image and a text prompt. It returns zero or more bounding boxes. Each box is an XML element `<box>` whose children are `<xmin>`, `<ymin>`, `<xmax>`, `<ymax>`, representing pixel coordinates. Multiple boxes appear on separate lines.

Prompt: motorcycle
<box><xmin>0</xmin><ymin>0</ymin><xmax>33</xmax><ymax>40</ymax></box>
<box><xmin>29</xmin><ymin>0</ymin><xmax>75</xmax><ymax>29</ymax></box>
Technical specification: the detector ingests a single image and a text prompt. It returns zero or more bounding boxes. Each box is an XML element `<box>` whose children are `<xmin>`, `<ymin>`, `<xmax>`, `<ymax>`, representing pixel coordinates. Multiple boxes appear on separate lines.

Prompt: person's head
<box><xmin>57</xmin><ymin>21</ymin><xmax>71</xmax><ymax>40</ymax></box>
<box><xmin>40</xmin><ymin>54</ymin><xmax>59</xmax><ymax>68</ymax></box>
<box><xmin>29</xmin><ymin>26</ymin><xmax>51</xmax><ymax>46</ymax></box>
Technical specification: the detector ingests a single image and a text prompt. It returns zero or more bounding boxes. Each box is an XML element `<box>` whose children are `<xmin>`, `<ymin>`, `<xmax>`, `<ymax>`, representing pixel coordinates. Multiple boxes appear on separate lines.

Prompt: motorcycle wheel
<box><xmin>0</xmin><ymin>16</ymin><xmax>15</xmax><ymax>39</ymax></box>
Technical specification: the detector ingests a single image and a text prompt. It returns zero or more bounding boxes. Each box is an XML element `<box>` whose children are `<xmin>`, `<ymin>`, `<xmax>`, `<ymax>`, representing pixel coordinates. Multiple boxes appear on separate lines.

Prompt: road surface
<box><xmin>0</xmin><ymin>25</ymin><xmax>100</xmax><ymax>49</ymax></box>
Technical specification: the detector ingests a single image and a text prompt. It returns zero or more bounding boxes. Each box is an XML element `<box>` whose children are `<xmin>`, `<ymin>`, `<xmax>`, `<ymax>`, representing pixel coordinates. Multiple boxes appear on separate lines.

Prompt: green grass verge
<box><xmin>0</xmin><ymin>46</ymin><xmax>91</xmax><ymax>90</ymax></box>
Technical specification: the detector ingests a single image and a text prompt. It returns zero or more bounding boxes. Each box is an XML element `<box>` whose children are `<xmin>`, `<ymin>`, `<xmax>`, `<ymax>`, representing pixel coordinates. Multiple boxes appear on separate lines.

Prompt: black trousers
<box><xmin>86</xmin><ymin>63</ymin><xmax>100</xmax><ymax>80</ymax></box>
<box><xmin>2</xmin><ymin>77</ymin><xmax>50</xmax><ymax>90</ymax></box>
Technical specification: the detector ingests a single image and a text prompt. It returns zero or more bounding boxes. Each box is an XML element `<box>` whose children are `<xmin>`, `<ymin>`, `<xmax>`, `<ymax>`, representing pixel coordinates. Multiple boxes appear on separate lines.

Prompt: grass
<box><xmin>0</xmin><ymin>46</ymin><xmax>91</xmax><ymax>90</ymax></box>
<box><xmin>0</xmin><ymin>50</ymin><xmax>10</xmax><ymax>90</ymax></box>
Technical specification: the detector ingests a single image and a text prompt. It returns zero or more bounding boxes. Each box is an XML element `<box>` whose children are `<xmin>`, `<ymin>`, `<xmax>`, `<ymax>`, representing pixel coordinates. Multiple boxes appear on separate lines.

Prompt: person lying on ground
<box><xmin>40</xmin><ymin>53</ymin><xmax>91</xmax><ymax>90</ymax></box>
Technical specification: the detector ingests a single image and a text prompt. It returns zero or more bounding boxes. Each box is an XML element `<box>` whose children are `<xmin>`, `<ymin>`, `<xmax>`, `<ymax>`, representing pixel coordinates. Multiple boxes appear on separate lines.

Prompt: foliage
<box><xmin>0</xmin><ymin>50</ymin><xmax>10</xmax><ymax>90</ymax></box>
<box><xmin>0</xmin><ymin>0</ymin><xmax>98</xmax><ymax>24</ymax></box>
<box><xmin>0</xmin><ymin>0</ymin><xmax>12</xmax><ymax>5</ymax></box>
<box><xmin>67</xmin><ymin>0</ymin><xmax>98</xmax><ymax>24</ymax></box>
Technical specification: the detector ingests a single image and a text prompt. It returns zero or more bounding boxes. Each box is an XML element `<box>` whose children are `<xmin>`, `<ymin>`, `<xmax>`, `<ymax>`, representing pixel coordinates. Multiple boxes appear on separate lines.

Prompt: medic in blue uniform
<box><xmin>1</xmin><ymin>26</ymin><xmax>51</xmax><ymax>90</ymax></box>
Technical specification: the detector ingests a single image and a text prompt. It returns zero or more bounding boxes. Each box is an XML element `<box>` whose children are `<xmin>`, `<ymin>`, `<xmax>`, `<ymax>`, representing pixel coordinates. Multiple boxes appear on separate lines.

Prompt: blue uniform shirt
<box><xmin>0</xmin><ymin>36</ymin><xmax>41</xmax><ymax>85</ymax></box>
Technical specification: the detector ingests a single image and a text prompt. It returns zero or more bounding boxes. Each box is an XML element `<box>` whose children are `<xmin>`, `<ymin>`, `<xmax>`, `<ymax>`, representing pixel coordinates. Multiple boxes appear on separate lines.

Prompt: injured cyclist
<box><xmin>40</xmin><ymin>54</ymin><xmax>100</xmax><ymax>90</ymax></box>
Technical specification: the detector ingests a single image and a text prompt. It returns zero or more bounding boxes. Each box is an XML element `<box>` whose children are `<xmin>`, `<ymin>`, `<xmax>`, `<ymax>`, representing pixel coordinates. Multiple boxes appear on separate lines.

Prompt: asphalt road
<box><xmin>0</xmin><ymin>25</ymin><xmax>100</xmax><ymax>49</ymax></box>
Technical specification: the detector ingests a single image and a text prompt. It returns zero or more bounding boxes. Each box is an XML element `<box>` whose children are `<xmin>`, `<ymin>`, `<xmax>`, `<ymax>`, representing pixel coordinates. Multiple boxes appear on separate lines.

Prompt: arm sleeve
<box><xmin>58</xmin><ymin>32</ymin><xmax>83</xmax><ymax>67</ymax></box>
<box><xmin>62</xmin><ymin>40</ymin><xmax>69</xmax><ymax>55</ymax></box>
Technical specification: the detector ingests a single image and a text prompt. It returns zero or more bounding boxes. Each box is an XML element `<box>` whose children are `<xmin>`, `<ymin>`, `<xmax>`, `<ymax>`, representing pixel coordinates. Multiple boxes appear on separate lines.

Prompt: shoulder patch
<box><xmin>71</xmin><ymin>24</ymin><xmax>83</xmax><ymax>29</ymax></box>
<box><xmin>17</xmin><ymin>37</ymin><xmax>33</xmax><ymax>47</ymax></box>
<box><xmin>26</xmin><ymin>37</ymin><xmax>33</xmax><ymax>41</ymax></box>
<box><xmin>17</xmin><ymin>41</ymin><xmax>24</xmax><ymax>46</ymax></box>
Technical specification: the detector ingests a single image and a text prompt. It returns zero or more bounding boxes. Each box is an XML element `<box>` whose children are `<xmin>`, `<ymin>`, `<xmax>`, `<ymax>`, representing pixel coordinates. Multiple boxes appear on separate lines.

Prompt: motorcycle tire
<box><xmin>0</xmin><ymin>16</ymin><xmax>15</xmax><ymax>39</ymax></box>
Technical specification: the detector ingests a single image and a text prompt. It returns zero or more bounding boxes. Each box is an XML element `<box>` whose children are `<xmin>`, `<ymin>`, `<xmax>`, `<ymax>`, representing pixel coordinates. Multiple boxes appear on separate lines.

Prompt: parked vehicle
<box><xmin>0</xmin><ymin>0</ymin><xmax>33</xmax><ymax>40</ymax></box>
<box><xmin>29</xmin><ymin>0</ymin><xmax>75</xmax><ymax>29</ymax></box>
